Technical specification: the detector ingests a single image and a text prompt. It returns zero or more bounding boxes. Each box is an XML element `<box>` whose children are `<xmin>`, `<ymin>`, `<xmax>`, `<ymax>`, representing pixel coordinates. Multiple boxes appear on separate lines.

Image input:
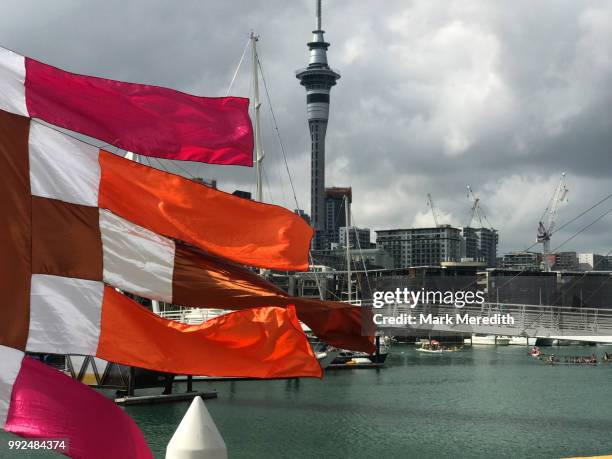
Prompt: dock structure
<box><xmin>326</xmin><ymin>363</ymin><xmax>384</xmax><ymax>370</ymax></box>
<box><xmin>115</xmin><ymin>391</ymin><xmax>217</xmax><ymax>406</ymax></box>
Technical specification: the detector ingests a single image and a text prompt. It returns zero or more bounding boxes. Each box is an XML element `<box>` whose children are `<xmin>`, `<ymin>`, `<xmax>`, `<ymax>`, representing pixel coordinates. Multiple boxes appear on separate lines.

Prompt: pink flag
<box><xmin>0</xmin><ymin>346</ymin><xmax>152</xmax><ymax>459</ymax></box>
<box><xmin>0</xmin><ymin>46</ymin><xmax>253</xmax><ymax>165</ymax></box>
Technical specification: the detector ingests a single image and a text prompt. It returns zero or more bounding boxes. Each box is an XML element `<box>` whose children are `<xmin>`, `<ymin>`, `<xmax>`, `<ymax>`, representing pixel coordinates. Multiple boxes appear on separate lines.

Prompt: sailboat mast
<box><xmin>345</xmin><ymin>195</ymin><xmax>351</xmax><ymax>303</ymax></box>
<box><xmin>251</xmin><ymin>32</ymin><xmax>264</xmax><ymax>202</ymax></box>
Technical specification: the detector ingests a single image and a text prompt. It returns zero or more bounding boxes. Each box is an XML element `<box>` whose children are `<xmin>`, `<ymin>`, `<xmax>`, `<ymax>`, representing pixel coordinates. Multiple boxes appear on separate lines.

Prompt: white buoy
<box><xmin>165</xmin><ymin>396</ymin><xmax>227</xmax><ymax>459</ymax></box>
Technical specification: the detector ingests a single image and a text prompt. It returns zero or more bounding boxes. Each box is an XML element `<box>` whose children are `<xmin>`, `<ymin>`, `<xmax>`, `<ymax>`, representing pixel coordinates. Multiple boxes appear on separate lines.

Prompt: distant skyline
<box><xmin>1</xmin><ymin>0</ymin><xmax>611</xmax><ymax>255</ymax></box>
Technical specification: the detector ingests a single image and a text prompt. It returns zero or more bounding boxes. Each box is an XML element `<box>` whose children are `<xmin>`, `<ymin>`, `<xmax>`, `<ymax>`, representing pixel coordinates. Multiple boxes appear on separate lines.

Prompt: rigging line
<box><xmin>261</xmin><ymin>105</ymin><xmax>289</xmax><ymax>206</ymax></box>
<box><xmin>168</xmin><ymin>158</ymin><xmax>196</xmax><ymax>179</ymax></box>
<box><xmin>550</xmin><ymin>206</ymin><xmax>612</xmax><ymax>253</ymax></box>
<box><xmin>255</xmin><ymin>45</ymin><xmax>331</xmax><ymax>305</ymax></box>
<box><xmin>553</xmin><ymin>192</ymin><xmax>612</xmax><ymax>236</ymax></box>
<box><xmin>538</xmin><ymin>178</ymin><xmax>562</xmax><ymax>224</ymax></box>
<box><xmin>262</xmin><ymin>166</ymin><xmax>274</xmax><ymax>204</ymax></box>
<box><xmin>580</xmin><ymin>248</ymin><xmax>612</xmax><ymax>305</ymax></box>
<box><xmin>349</xmin><ymin>209</ymin><xmax>373</xmax><ymax>298</ymax></box>
<box><xmin>155</xmin><ymin>158</ymin><xmax>170</xmax><ymax>173</ymax></box>
<box><xmin>476</xmin><ymin>194</ymin><xmax>612</xmax><ymax>294</ymax></box>
<box><xmin>552</xmin><ymin>247</ymin><xmax>612</xmax><ymax>307</ymax></box>
<box><xmin>494</xmin><ymin>206</ymin><xmax>612</xmax><ymax>294</ymax></box>
<box><xmin>144</xmin><ymin>157</ymin><xmax>168</xmax><ymax>172</ymax></box>
<box><xmin>257</xmin><ymin>49</ymin><xmax>329</xmax><ymax>300</ymax></box>
<box><xmin>257</xmin><ymin>54</ymin><xmax>300</xmax><ymax>211</ymax></box>
<box><xmin>308</xmin><ymin>252</ymin><xmax>325</xmax><ymax>300</ymax></box>
<box><xmin>30</xmin><ymin>118</ymin><xmax>125</xmax><ymax>155</ymax></box>
<box><xmin>225</xmin><ymin>37</ymin><xmax>250</xmax><ymax>97</ymax></box>
<box><xmin>149</xmin><ymin>156</ymin><xmax>170</xmax><ymax>173</ymax></box>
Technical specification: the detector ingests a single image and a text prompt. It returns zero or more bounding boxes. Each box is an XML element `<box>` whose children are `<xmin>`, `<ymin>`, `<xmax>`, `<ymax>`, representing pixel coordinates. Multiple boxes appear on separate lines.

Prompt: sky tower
<box><xmin>296</xmin><ymin>0</ymin><xmax>340</xmax><ymax>250</ymax></box>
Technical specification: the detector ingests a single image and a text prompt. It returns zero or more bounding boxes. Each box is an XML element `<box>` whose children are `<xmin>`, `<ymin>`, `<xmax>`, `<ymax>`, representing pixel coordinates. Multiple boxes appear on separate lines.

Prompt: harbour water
<box><xmin>2</xmin><ymin>344</ymin><xmax>612</xmax><ymax>458</ymax></box>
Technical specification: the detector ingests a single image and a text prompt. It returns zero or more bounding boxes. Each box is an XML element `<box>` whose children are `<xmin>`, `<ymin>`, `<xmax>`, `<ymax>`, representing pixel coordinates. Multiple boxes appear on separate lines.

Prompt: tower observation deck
<box><xmin>296</xmin><ymin>0</ymin><xmax>340</xmax><ymax>250</ymax></box>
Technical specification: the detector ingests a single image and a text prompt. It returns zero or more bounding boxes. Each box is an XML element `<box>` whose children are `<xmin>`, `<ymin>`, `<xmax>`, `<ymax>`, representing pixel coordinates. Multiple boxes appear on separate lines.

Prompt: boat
<box><xmin>329</xmin><ymin>334</ymin><xmax>390</xmax><ymax>364</ymax></box>
<box><xmin>527</xmin><ymin>346</ymin><xmax>541</xmax><ymax>357</ymax></box>
<box><xmin>547</xmin><ymin>355</ymin><xmax>598</xmax><ymax>365</ymax></box>
<box><xmin>331</xmin><ymin>343</ymin><xmax>389</xmax><ymax>365</ymax></box>
<box><xmin>416</xmin><ymin>347</ymin><xmax>444</xmax><ymax>354</ymax></box>
<box><xmin>416</xmin><ymin>340</ymin><xmax>445</xmax><ymax>354</ymax></box>
<box><xmin>465</xmin><ymin>334</ymin><xmax>511</xmax><ymax>345</ymax></box>
<box><xmin>304</xmin><ymin>326</ymin><xmax>342</xmax><ymax>368</ymax></box>
<box><xmin>316</xmin><ymin>350</ymin><xmax>341</xmax><ymax>369</ymax></box>
<box><xmin>369</xmin><ymin>336</ymin><xmax>391</xmax><ymax>363</ymax></box>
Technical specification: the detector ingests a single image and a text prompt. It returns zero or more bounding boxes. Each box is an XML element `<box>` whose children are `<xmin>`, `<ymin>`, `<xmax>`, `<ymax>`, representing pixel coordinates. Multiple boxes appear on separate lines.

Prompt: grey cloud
<box><xmin>1</xmin><ymin>0</ymin><xmax>611</xmax><ymax>254</ymax></box>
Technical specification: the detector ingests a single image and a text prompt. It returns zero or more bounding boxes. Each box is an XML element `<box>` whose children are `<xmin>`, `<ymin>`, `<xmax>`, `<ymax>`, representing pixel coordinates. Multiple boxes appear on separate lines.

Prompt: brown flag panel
<box><xmin>0</xmin><ymin>110</ymin><xmax>31</xmax><ymax>350</ymax></box>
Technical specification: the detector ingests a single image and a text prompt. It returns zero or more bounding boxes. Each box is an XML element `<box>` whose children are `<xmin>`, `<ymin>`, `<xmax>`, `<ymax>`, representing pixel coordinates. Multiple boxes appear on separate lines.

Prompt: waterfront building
<box><xmin>290</xmin><ymin>265</ymin><xmax>339</xmax><ymax>300</ymax></box>
<box><xmin>375</xmin><ymin>225</ymin><xmax>463</xmax><ymax>269</ymax></box>
<box><xmin>296</xmin><ymin>0</ymin><xmax>340</xmax><ymax>250</ymax></box>
<box><xmin>482</xmin><ymin>269</ymin><xmax>557</xmax><ymax>305</ymax></box>
<box><xmin>578</xmin><ymin>253</ymin><xmax>605</xmax><ymax>271</ymax></box>
<box><xmin>462</xmin><ymin>227</ymin><xmax>498</xmax><ymax>268</ymax></box>
<box><xmin>340</xmin><ymin>225</ymin><xmax>372</xmax><ymax>249</ymax></box>
<box><xmin>441</xmin><ymin>260</ymin><xmax>487</xmax><ymax>269</ymax></box>
<box><xmin>549</xmin><ymin>251</ymin><xmax>578</xmax><ymax>271</ymax></box>
<box><xmin>348</xmin><ymin>248</ymin><xmax>394</xmax><ymax>270</ymax></box>
<box><xmin>500</xmin><ymin>252</ymin><xmax>542</xmax><ymax>271</ymax></box>
<box><xmin>557</xmin><ymin>271</ymin><xmax>612</xmax><ymax>308</ymax></box>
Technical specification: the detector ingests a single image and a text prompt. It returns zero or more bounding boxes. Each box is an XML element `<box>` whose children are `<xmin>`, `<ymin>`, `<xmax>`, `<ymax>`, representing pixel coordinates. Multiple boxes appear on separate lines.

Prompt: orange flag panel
<box><xmin>97</xmin><ymin>287</ymin><xmax>323</xmax><ymax>379</ymax></box>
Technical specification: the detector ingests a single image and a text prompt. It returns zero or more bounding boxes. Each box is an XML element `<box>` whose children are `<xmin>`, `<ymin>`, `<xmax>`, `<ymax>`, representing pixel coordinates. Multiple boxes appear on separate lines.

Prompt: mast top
<box><xmin>316</xmin><ymin>0</ymin><xmax>322</xmax><ymax>30</ymax></box>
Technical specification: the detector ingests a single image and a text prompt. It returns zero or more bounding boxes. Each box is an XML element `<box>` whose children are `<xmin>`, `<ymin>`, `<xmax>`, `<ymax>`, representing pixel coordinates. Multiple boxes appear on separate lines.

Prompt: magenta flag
<box><xmin>0</xmin><ymin>46</ymin><xmax>253</xmax><ymax>165</ymax></box>
<box><xmin>1</xmin><ymin>347</ymin><xmax>152</xmax><ymax>459</ymax></box>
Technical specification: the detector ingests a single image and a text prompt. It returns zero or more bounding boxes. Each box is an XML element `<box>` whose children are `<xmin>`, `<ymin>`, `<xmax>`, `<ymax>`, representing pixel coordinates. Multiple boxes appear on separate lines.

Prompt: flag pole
<box><xmin>251</xmin><ymin>31</ymin><xmax>264</xmax><ymax>202</ymax></box>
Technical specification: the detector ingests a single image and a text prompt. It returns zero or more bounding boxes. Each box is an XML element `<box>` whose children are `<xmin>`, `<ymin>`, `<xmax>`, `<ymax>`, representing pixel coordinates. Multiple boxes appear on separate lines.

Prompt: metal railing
<box><xmin>155</xmin><ymin>302</ymin><xmax>612</xmax><ymax>338</ymax></box>
<box><xmin>157</xmin><ymin>308</ymin><xmax>229</xmax><ymax>325</ymax></box>
<box><xmin>367</xmin><ymin>301</ymin><xmax>612</xmax><ymax>337</ymax></box>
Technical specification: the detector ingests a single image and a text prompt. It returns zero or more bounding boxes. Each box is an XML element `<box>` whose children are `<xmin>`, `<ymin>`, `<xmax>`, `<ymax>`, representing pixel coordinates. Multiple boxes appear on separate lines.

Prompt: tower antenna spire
<box><xmin>296</xmin><ymin>0</ymin><xmax>340</xmax><ymax>250</ymax></box>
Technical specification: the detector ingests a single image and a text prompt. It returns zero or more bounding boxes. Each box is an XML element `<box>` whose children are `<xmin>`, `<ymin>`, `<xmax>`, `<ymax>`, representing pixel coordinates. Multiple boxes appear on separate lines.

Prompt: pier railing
<box><xmin>364</xmin><ymin>301</ymin><xmax>612</xmax><ymax>339</ymax></box>
<box><xmin>154</xmin><ymin>301</ymin><xmax>612</xmax><ymax>341</ymax></box>
<box><xmin>157</xmin><ymin>308</ymin><xmax>228</xmax><ymax>324</ymax></box>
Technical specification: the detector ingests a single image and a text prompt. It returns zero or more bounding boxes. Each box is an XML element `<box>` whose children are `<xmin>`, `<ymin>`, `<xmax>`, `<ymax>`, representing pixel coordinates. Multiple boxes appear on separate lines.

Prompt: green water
<box><xmin>2</xmin><ymin>345</ymin><xmax>612</xmax><ymax>458</ymax></box>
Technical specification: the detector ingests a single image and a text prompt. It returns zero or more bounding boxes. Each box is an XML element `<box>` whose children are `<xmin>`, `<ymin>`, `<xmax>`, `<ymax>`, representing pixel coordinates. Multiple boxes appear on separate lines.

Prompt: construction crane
<box><xmin>427</xmin><ymin>193</ymin><xmax>440</xmax><ymax>227</ymax></box>
<box><xmin>466</xmin><ymin>185</ymin><xmax>494</xmax><ymax>229</ymax></box>
<box><xmin>537</xmin><ymin>172</ymin><xmax>569</xmax><ymax>272</ymax></box>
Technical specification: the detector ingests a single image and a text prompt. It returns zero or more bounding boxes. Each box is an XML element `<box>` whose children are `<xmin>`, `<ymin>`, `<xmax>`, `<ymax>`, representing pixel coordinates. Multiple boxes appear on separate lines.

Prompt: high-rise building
<box><xmin>462</xmin><ymin>227</ymin><xmax>498</xmax><ymax>267</ymax></box>
<box><xmin>296</xmin><ymin>0</ymin><xmax>340</xmax><ymax>250</ymax></box>
<box><xmin>376</xmin><ymin>226</ymin><xmax>463</xmax><ymax>269</ymax></box>
<box><xmin>323</xmin><ymin>187</ymin><xmax>351</xmax><ymax>248</ymax></box>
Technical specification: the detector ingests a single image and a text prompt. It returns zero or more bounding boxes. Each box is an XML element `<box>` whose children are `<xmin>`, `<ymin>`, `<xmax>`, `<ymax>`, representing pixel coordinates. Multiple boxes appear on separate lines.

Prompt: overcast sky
<box><xmin>1</xmin><ymin>0</ymin><xmax>611</xmax><ymax>255</ymax></box>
